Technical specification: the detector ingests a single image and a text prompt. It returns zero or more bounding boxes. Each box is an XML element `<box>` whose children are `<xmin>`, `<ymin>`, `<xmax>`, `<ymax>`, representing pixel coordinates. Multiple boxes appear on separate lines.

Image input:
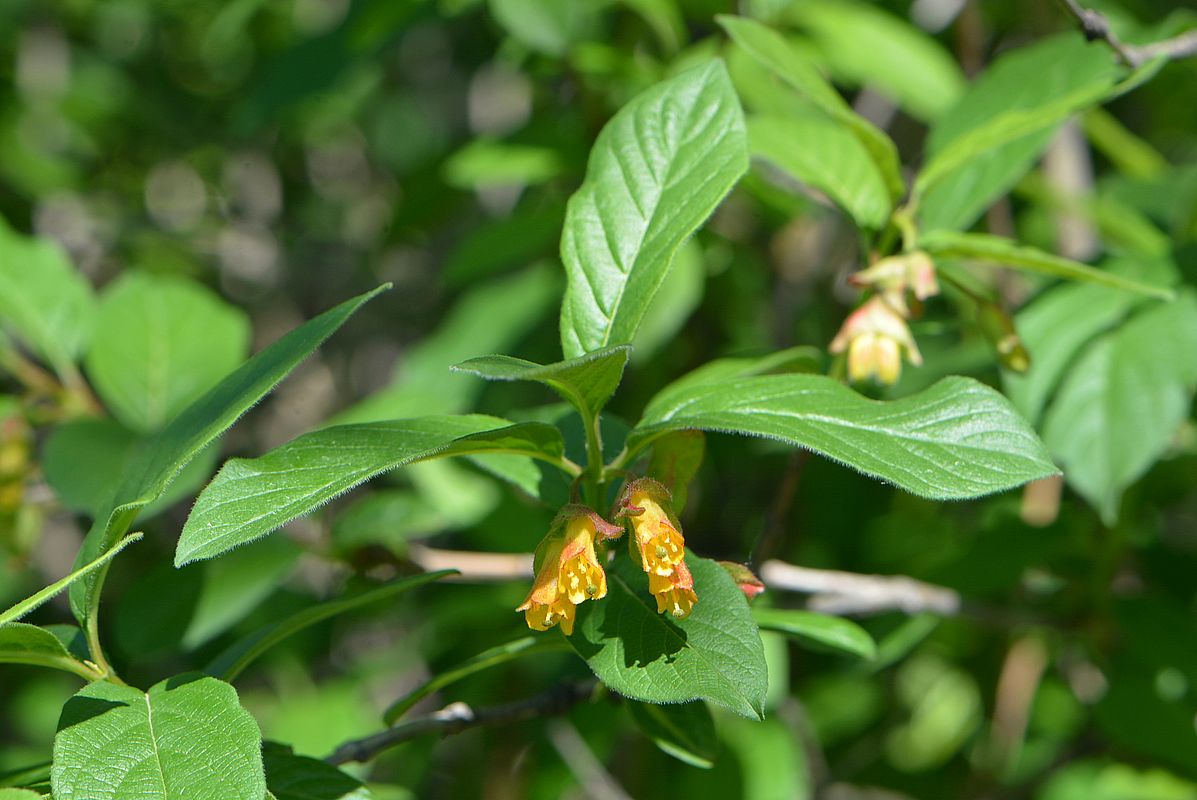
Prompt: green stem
<box><xmin>581</xmin><ymin>412</ymin><xmax>604</xmax><ymax>509</ymax></box>
<box><xmin>84</xmin><ymin>594</ymin><xmax>124</xmax><ymax>685</ymax></box>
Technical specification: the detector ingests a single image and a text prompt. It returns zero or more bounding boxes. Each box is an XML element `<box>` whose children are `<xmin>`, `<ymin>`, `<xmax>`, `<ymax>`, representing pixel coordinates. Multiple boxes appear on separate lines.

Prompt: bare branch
<box><xmin>1058</xmin><ymin>0</ymin><xmax>1197</xmax><ymax>68</ymax></box>
<box><xmin>760</xmin><ymin>559</ymin><xmax>962</xmax><ymax>616</ymax></box>
<box><xmin>325</xmin><ymin>680</ymin><xmax>597</xmax><ymax>765</ymax></box>
<box><xmin>408</xmin><ymin>543</ymin><xmax>532</xmax><ymax>581</ymax></box>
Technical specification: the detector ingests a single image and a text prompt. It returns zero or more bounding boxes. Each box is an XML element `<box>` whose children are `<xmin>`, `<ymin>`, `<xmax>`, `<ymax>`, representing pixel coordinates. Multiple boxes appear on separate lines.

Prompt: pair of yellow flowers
<box><xmin>517</xmin><ymin>478</ymin><xmax>697</xmax><ymax>636</ymax></box>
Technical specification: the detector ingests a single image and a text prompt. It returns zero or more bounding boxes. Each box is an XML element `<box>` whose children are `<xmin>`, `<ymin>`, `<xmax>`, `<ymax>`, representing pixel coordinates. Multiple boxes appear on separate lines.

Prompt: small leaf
<box><xmin>177</xmin><ymin>417</ymin><xmax>564</xmax><ymax>565</ymax></box>
<box><xmin>626</xmin><ymin>700</ymin><xmax>717</xmax><ymax>769</ymax></box>
<box><xmin>646</xmin><ymin>430</ymin><xmax>705</xmax><ymax>513</ymax></box>
<box><xmin>206</xmin><ymin>571</ymin><xmax>453</xmax><ymax>681</ymax></box>
<box><xmin>263</xmin><ymin>742</ymin><xmax>369</xmax><ymax>800</ymax></box>
<box><xmin>0</xmin><ymin>223</ymin><xmax>96</xmax><ymax>374</ymax></box>
<box><xmin>85</xmin><ymin>273</ymin><xmax>251</xmax><ymax>433</ymax></box>
<box><xmin>1002</xmin><ymin>282</ymin><xmax>1136</xmax><ymax>424</ymax></box>
<box><xmin>453</xmin><ymin>345</ymin><xmax>630</xmax><ymax>422</ymax></box>
<box><xmin>384</xmin><ymin>635</ymin><xmax>570</xmax><ymax>724</ymax></box>
<box><xmin>443</xmin><ymin>139</ymin><xmax>562</xmax><ymax>189</ymax></box>
<box><xmin>749</xmin><ymin>113</ymin><xmax>890</xmax><ymax>229</ymax></box>
<box><xmin>559</xmin><ymin>60</ymin><xmax>747</xmax><ymax>358</ymax></box>
<box><xmin>0</xmin><ymin>789</ymin><xmax>44</xmax><ymax>799</ymax></box>
<box><xmin>753</xmin><ymin>608</ymin><xmax>876</xmax><ymax>660</ymax></box>
<box><xmin>0</xmin><ymin>623</ymin><xmax>96</xmax><ymax>679</ymax></box>
<box><xmin>1043</xmin><ymin>292</ymin><xmax>1197</xmax><ymax>523</ymax></box>
<box><xmin>921</xmin><ymin>231</ymin><xmax>1173</xmax><ymax>299</ymax></box>
<box><xmin>719</xmin><ymin>15</ymin><xmax>903</xmax><ymax>202</ymax></box>
<box><xmin>52</xmin><ymin>674</ymin><xmax>265</xmax><ymax>800</ymax></box>
<box><xmin>631</xmin><ymin>374</ymin><xmax>1057</xmax><ymax>500</ymax></box>
<box><xmin>69</xmin><ymin>286</ymin><xmax>387</xmax><ymax>624</ymax></box>
<box><xmin>570</xmin><ymin>555</ymin><xmax>768</xmax><ymax>719</ymax></box>
<box><xmin>1</xmin><ymin>532</ymin><xmax>141</xmax><ymax>626</ymax></box>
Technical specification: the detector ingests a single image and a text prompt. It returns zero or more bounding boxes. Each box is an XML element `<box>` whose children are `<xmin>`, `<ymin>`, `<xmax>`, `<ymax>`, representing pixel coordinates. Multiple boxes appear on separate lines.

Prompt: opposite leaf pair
<box><xmin>517</xmin><ymin>478</ymin><xmax>697</xmax><ymax>635</ymax></box>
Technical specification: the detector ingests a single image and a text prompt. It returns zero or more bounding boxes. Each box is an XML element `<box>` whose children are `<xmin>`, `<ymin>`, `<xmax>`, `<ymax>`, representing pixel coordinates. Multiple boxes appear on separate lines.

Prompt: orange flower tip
<box><xmin>655</xmin><ymin>587</ymin><xmax>698</xmax><ymax>619</ymax></box>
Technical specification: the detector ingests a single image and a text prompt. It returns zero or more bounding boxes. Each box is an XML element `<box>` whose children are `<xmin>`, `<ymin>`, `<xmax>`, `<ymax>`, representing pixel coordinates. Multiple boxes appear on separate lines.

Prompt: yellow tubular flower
<box><xmin>829</xmin><ymin>295</ymin><xmax>922</xmax><ymax>386</ymax></box>
<box><xmin>618</xmin><ymin>478</ymin><xmax>698</xmax><ymax>619</ymax></box>
<box><xmin>516</xmin><ymin>505</ymin><xmax>622</xmax><ymax>635</ymax></box>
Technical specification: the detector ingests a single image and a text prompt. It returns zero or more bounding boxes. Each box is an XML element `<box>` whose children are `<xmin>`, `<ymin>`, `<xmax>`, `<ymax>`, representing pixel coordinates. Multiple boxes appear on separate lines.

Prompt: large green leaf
<box><xmin>559</xmin><ymin>60</ymin><xmax>747</xmax><ymax>358</ymax></box>
<box><xmin>719</xmin><ymin>15</ymin><xmax>903</xmax><ymax>202</ymax></box>
<box><xmin>920</xmin><ymin>231</ymin><xmax>1174</xmax><ymax>299</ymax></box>
<box><xmin>1002</xmin><ymin>283</ymin><xmax>1137</xmax><ymax>423</ymax></box>
<box><xmin>452</xmin><ymin>345</ymin><xmax>630</xmax><ymax>422</ymax></box>
<box><xmin>786</xmin><ymin>0</ymin><xmax>964</xmax><ymax>122</ymax></box>
<box><xmin>176</xmin><ymin>417</ymin><xmax>564</xmax><ymax>565</ymax></box>
<box><xmin>0</xmin><ymin>223</ymin><xmax>96</xmax><ymax>374</ymax></box>
<box><xmin>630</xmin><ymin>374</ymin><xmax>1057</xmax><ymax>500</ymax></box>
<box><xmin>749</xmin><ymin>113</ymin><xmax>890</xmax><ymax>229</ymax></box>
<box><xmin>570</xmin><ymin>555</ymin><xmax>767</xmax><ymax>719</ymax></box>
<box><xmin>752</xmin><ymin>608</ymin><xmax>876</xmax><ymax>660</ymax></box>
<box><xmin>70</xmin><ymin>286</ymin><xmax>386</xmax><ymax>625</ymax></box>
<box><xmin>0</xmin><ymin>623</ymin><xmax>95</xmax><ymax>679</ymax></box>
<box><xmin>205</xmin><ymin>571</ymin><xmax>452</xmax><ymax>681</ymax></box>
<box><xmin>1043</xmin><ymin>293</ymin><xmax>1197</xmax><ymax>523</ymax></box>
<box><xmin>52</xmin><ymin>675</ymin><xmax>265</xmax><ymax>800</ymax></box>
<box><xmin>85</xmin><ymin>273</ymin><xmax>251</xmax><ymax>433</ymax></box>
<box><xmin>917</xmin><ymin>34</ymin><xmax>1129</xmax><ymax>232</ymax></box>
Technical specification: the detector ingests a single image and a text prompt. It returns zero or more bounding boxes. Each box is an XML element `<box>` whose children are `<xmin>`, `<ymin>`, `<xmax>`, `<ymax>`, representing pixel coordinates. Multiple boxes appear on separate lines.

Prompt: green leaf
<box><xmin>337</xmin><ymin>266</ymin><xmax>559</xmax><ymax>423</ymax></box>
<box><xmin>182</xmin><ymin>536</ymin><xmax>302</xmax><ymax>649</ymax></box>
<box><xmin>1002</xmin><ymin>283</ymin><xmax>1136</xmax><ymax>423</ymax></box>
<box><xmin>443</xmin><ymin>139</ymin><xmax>562</xmax><ymax>189</ymax></box>
<box><xmin>787</xmin><ymin>0</ymin><xmax>965</xmax><ymax>122</ymax></box>
<box><xmin>452</xmin><ymin>345</ymin><xmax>630</xmax><ymax>422</ymax></box>
<box><xmin>920</xmin><ymin>232</ymin><xmax>1174</xmax><ymax>300</ymax></box>
<box><xmin>205</xmin><ymin>571</ymin><xmax>453</xmax><ymax>681</ymax></box>
<box><xmin>0</xmin><ymin>763</ymin><xmax>50</xmax><ymax>790</ymax></box>
<box><xmin>753</xmin><ymin>608</ymin><xmax>876</xmax><ymax>660</ymax></box>
<box><xmin>69</xmin><ymin>286</ymin><xmax>386</xmax><ymax>624</ymax></box>
<box><xmin>749</xmin><ymin>113</ymin><xmax>890</xmax><ymax>229</ymax></box>
<box><xmin>632</xmin><ymin>374</ymin><xmax>1057</xmax><ymax>499</ymax></box>
<box><xmin>570</xmin><ymin>555</ymin><xmax>767</xmax><ymax>719</ymax></box>
<box><xmin>917</xmin><ymin>83</ymin><xmax>1119</xmax><ymax>201</ymax></box>
<box><xmin>383</xmin><ymin>635</ymin><xmax>570</xmax><ymax>724</ymax></box>
<box><xmin>42</xmin><ymin>418</ymin><xmax>220</xmax><ymax>520</ymax></box>
<box><xmin>0</xmin><ymin>223</ymin><xmax>96</xmax><ymax>374</ymax></box>
<box><xmin>649</xmin><ymin>344</ymin><xmax>822</xmax><ymax>408</ymax></box>
<box><xmin>626</xmin><ymin>700</ymin><xmax>717</xmax><ymax>769</ymax></box>
<box><xmin>52</xmin><ymin>674</ymin><xmax>265</xmax><ymax>800</ymax></box>
<box><xmin>718</xmin><ymin>15</ymin><xmax>903</xmax><ymax>202</ymax></box>
<box><xmin>1043</xmin><ymin>293</ymin><xmax>1197</xmax><ymax>523</ymax></box>
<box><xmin>0</xmin><ymin>789</ymin><xmax>42</xmax><ymax>799</ymax></box>
<box><xmin>630</xmin><ymin>239</ymin><xmax>705</xmax><ymax>363</ymax></box>
<box><xmin>917</xmin><ymin>34</ymin><xmax>1127</xmax><ymax>232</ymax></box>
<box><xmin>1</xmin><ymin>532</ymin><xmax>141</xmax><ymax>626</ymax></box>
<box><xmin>85</xmin><ymin>273</ymin><xmax>252</xmax><ymax>433</ymax></box>
<box><xmin>263</xmin><ymin>742</ymin><xmax>370</xmax><ymax>800</ymax></box>
<box><xmin>0</xmin><ymin>623</ymin><xmax>97</xmax><ymax>679</ymax></box>
<box><xmin>646</xmin><ymin>430</ymin><xmax>705</xmax><ymax>513</ymax></box>
<box><xmin>722</xmin><ymin>716</ymin><xmax>811</xmax><ymax>800</ymax></box>
<box><xmin>177</xmin><ymin>417</ymin><xmax>564</xmax><ymax>565</ymax></box>
<box><xmin>559</xmin><ymin>60</ymin><xmax>747</xmax><ymax>358</ymax></box>
<box><xmin>488</xmin><ymin>0</ymin><xmax>599</xmax><ymax>56</ymax></box>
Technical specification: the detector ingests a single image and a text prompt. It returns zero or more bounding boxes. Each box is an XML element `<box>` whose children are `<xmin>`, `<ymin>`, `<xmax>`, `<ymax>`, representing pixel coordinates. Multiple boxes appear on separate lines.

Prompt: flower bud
<box><xmin>829</xmin><ymin>296</ymin><xmax>922</xmax><ymax>385</ymax></box>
